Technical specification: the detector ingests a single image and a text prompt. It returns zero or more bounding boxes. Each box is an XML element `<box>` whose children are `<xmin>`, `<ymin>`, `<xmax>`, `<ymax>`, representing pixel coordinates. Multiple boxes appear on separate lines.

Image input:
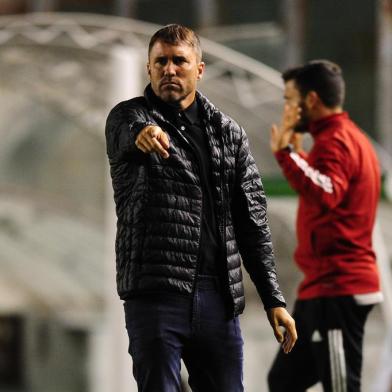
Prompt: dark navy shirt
<box><xmin>176</xmin><ymin>100</ymin><xmax>220</xmax><ymax>276</ymax></box>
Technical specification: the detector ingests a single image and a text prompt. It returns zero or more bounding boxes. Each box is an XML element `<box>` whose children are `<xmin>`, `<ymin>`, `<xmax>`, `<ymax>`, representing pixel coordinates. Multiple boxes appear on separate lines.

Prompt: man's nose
<box><xmin>163</xmin><ymin>61</ymin><xmax>176</xmax><ymax>76</ymax></box>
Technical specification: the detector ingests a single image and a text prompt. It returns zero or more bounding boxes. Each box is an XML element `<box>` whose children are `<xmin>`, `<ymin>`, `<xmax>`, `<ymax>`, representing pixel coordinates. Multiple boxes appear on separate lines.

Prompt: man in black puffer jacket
<box><xmin>105</xmin><ymin>24</ymin><xmax>296</xmax><ymax>392</ymax></box>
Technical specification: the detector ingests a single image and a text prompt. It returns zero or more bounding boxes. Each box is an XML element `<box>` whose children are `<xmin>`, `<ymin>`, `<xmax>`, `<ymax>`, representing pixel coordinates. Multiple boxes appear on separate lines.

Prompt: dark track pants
<box><xmin>123</xmin><ymin>275</ymin><xmax>244</xmax><ymax>392</ymax></box>
<box><xmin>268</xmin><ymin>296</ymin><xmax>373</xmax><ymax>392</ymax></box>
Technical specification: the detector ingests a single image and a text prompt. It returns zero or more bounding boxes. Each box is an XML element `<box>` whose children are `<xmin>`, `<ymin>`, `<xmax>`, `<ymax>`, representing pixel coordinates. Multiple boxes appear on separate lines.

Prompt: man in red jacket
<box><xmin>268</xmin><ymin>60</ymin><xmax>382</xmax><ymax>391</ymax></box>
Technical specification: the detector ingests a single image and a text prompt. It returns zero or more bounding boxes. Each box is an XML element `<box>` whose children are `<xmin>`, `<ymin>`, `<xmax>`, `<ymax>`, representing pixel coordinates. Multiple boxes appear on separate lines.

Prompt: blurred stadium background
<box><xmin>0</xmin><ymin>1</ymin><xmax>391</xmax><ymax>391</ymax></box>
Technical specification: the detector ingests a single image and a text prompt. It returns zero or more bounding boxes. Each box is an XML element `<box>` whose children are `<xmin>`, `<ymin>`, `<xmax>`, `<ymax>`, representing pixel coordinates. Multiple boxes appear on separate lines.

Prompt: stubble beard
<box><xmin>159</xmin><ymin>85</ymin><xmax>194</xmax><ymax>108</ymax></box>
<box><xmin>158</xmin><ymin>83</ymin><xmax>183</xmax><ymax>103</ymax></box>
<box><xmin>294</xmin><ymin>102</ymin><xmax>310</xmax><ymax>133</ymax></box>
<box><xmin>160</xmin><ymin>90</ymin><xmax>181</xmax><ymax>104</ymax></box>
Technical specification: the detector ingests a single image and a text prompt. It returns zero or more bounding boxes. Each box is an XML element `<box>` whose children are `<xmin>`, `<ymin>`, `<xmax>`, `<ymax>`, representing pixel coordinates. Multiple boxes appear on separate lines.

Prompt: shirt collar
<box><xmin>181</xmin><ymin>99</ymin><xmax>200</xmax><ymax>125</ymax></box>
<box><xmin>309</xmin><ymin>112</ymin><xmax>349</xmax><ymax>135</ymax></box>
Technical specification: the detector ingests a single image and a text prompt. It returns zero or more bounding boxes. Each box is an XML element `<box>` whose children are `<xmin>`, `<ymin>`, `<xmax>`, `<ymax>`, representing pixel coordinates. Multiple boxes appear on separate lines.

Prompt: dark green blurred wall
<box><xmin>304</xmin><ymin>0</ymin><xmax>377</xmax><ymax>137</ymax></box>
<box><xmin>215</xmin><ymin>0</ymin><xmax>279</xmax><ymax>24</ymax></box>
<box><xmin>134</xmin><ymin>0</ymin><xmax>280</xmax><ymax>26</ymax></box>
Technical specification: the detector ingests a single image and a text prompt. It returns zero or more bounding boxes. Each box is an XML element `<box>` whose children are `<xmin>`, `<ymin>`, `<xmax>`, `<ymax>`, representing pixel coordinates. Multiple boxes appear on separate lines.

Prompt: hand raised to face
<box><xmin>270</xmin><ymin>104</ymin><xmax>302</xmax><ymax>153</ymax></box>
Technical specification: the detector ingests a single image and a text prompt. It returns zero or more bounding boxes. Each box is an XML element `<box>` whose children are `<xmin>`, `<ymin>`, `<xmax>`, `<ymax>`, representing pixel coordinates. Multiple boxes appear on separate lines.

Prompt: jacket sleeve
<box><xmin>232</xmin><ymin>127</ymin><xmax>286</xmax><ymax>310</ymax></box>
<box><xmin>105</xmin><ymin>100</ymin><xmax>156</xmax><ymax>162</ymax></box>
<box><xmin>274</xmin><ymin>137</ymin><xmax>352</xmax><ymax>210</ymax></box>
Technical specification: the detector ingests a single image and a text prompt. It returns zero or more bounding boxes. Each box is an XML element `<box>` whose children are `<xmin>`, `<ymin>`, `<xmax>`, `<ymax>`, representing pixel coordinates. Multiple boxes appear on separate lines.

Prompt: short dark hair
<box><xmin>282</xmin><ymin>60</ymin><xmax>345</xmax><ymax>108</ymax></box>
<box><xmin>148</xmin><ymin>24</ymin><xmax>202</xmax><ymax>61</ymax></box>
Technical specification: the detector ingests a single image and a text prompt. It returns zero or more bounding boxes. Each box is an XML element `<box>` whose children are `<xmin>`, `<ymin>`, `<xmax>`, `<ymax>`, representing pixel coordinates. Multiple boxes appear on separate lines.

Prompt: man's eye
<box><xmin>156</xmin><ymin>58</ymin><xmax>167</xmax><ymax>65</ymax></box>
<box><xmin>174</xmin><ymin>58</ymin><xmax>186</xmax><ymax>65</ymax></box>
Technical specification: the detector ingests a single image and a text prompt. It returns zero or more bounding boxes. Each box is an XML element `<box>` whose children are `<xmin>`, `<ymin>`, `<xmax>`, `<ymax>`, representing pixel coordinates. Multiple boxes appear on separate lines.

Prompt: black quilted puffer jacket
<box><xmin>105</xmin><ymin>85</ymin><xmax>286</xmax><ymax>316</ymax></box>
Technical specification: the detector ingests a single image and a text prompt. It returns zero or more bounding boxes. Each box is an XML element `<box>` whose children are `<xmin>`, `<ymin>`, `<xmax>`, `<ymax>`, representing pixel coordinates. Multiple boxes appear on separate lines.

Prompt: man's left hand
<box><xmin>266</xmin><ymin>307</ymin><xmax>297</xmax><ymax>354</ymax></box>
<box><xmin>270</xmin><ymin>124</ymin><xmax>294</xmax><ymax>153</ymax></box>
<box><xmin>270</xmin><ymin>103</ymin><xmax>301</xmax><ymax>153</ymax></box>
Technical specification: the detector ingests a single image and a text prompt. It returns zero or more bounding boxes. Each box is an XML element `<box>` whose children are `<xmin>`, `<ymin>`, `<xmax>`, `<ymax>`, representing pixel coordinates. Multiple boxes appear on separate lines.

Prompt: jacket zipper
<box><xmin>218</xmin><ymin>127</ymin><xmax>231</xmax><ymax>315</ymax></box>
<box><xmin>163</xmin><ymin>120</ymin><xmax>204</xmax><ymax>295</ymax></box>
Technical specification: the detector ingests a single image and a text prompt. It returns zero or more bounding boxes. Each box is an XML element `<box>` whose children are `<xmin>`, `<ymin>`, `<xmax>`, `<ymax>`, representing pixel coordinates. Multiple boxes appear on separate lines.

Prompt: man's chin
<box><xmin>159</xmin><ymin>91</ymin><xmax>181</xmax><ymax>104</ymax></box>
<box><xmin>294</xmin><ymin>120</ymin><xmax>309</xmax><ymax>133</ymax></box>
<box><xmin>293</xmin><ymin>126</ymin><xmax>308</xmax><ymax>134</ymax></box>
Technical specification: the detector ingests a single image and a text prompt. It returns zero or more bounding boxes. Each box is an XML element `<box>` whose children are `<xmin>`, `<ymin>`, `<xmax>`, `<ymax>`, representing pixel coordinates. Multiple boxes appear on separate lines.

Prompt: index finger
<box><xmin>151</xmin><ymin>137</ymin><xmax>169</xmax><ymax>159</ymax></box>
<box><xmin>270</xmin><ymin>124</ymin><xmax>280</xmax><ymax>138</ymax></box>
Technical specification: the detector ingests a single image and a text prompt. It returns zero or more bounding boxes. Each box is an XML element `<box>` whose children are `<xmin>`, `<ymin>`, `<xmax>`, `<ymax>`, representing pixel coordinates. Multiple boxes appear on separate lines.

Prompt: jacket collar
<box><xmin>309</xmin><ymin>111</ymin><xmax>349</xmax><ymax>136</ymax></box>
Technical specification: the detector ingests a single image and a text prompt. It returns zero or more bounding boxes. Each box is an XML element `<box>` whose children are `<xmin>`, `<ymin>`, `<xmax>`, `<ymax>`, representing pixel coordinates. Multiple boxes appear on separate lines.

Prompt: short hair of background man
<box><xmin>283</xmin><ymin>60</ymin><xmax>346</xmax><ymax>108</ymax></box>
<box><xmin>148</xmin><ymin>24</ymin><xmax>202</xmax><ymax>61</ymax></box>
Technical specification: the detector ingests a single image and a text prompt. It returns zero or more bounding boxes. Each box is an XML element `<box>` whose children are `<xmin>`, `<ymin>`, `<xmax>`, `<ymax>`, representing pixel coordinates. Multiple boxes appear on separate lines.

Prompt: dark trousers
<box><xmin>268</xmin><ymin>296</ymin><xmax>373</xmax><ymax>392</ymax></box>
<box><xmin>123</xmin><ymin>275</ymin><xmax>244</xmax><ymax>392</ymax></box>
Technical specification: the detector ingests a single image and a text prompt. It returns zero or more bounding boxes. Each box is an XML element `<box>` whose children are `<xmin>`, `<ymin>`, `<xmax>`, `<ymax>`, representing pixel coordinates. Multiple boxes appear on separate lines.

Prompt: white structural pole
<box><xmin>377</xmin><ymin>0</ymin><xmax>392</xmax><ymax>157</ymax></box>
<box><xmin>115</xmin><ymin>0</ymin><xmax>138</xmax><ymax>17</ymax></box>
<box><xmin>195</xmin><ymin>0</ymin><xmax>219</xmax><ymax>28</ymax></box>
<box><xmin>107</xmin><ymin>45</ymin><xmax>141</xmax><ymax>392</ymax></box>
<box><xmin>373</xmin><ymin>221</ymin><xmax>392</xmax><ymax>329</ymax></box>
<box><xmin>282</xmin><ymin>0</ymin><xmax>305</xmax><ymax>68</ymax></box>
<box><xmin>100</xmin><ymin>45</ymin><xmax>141</xmax><ymax>392</ymax></box>
<box><xmin>372</xmin><ymin>221</ymin><xmax>392</xmax><ymax>391</ymax></box>
<box><xmin>28</xmin><ymin>0</ymin><xmax>56</xmax><ymax>11</ymax></box>
<box><xmin>377</xmin><ymin>0</ymin><xmax>392</xmax><ymax>200</ymax></box>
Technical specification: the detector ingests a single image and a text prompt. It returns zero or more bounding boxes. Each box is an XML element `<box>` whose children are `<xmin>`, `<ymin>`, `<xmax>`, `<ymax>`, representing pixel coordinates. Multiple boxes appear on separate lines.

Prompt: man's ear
<box><xmin>306</xmin><ymin>91</ymin><xmax>319</xmax><ymax>108</ymax></box>
<box><xmin>197</xmin><ymin>62</ymin><xmax>205</xmax><ymax>81</ymax></box>
<box><xmin>147</xmin><ymin>62</ymin><xmax>151</xmax><ymax>76</ymax></box>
